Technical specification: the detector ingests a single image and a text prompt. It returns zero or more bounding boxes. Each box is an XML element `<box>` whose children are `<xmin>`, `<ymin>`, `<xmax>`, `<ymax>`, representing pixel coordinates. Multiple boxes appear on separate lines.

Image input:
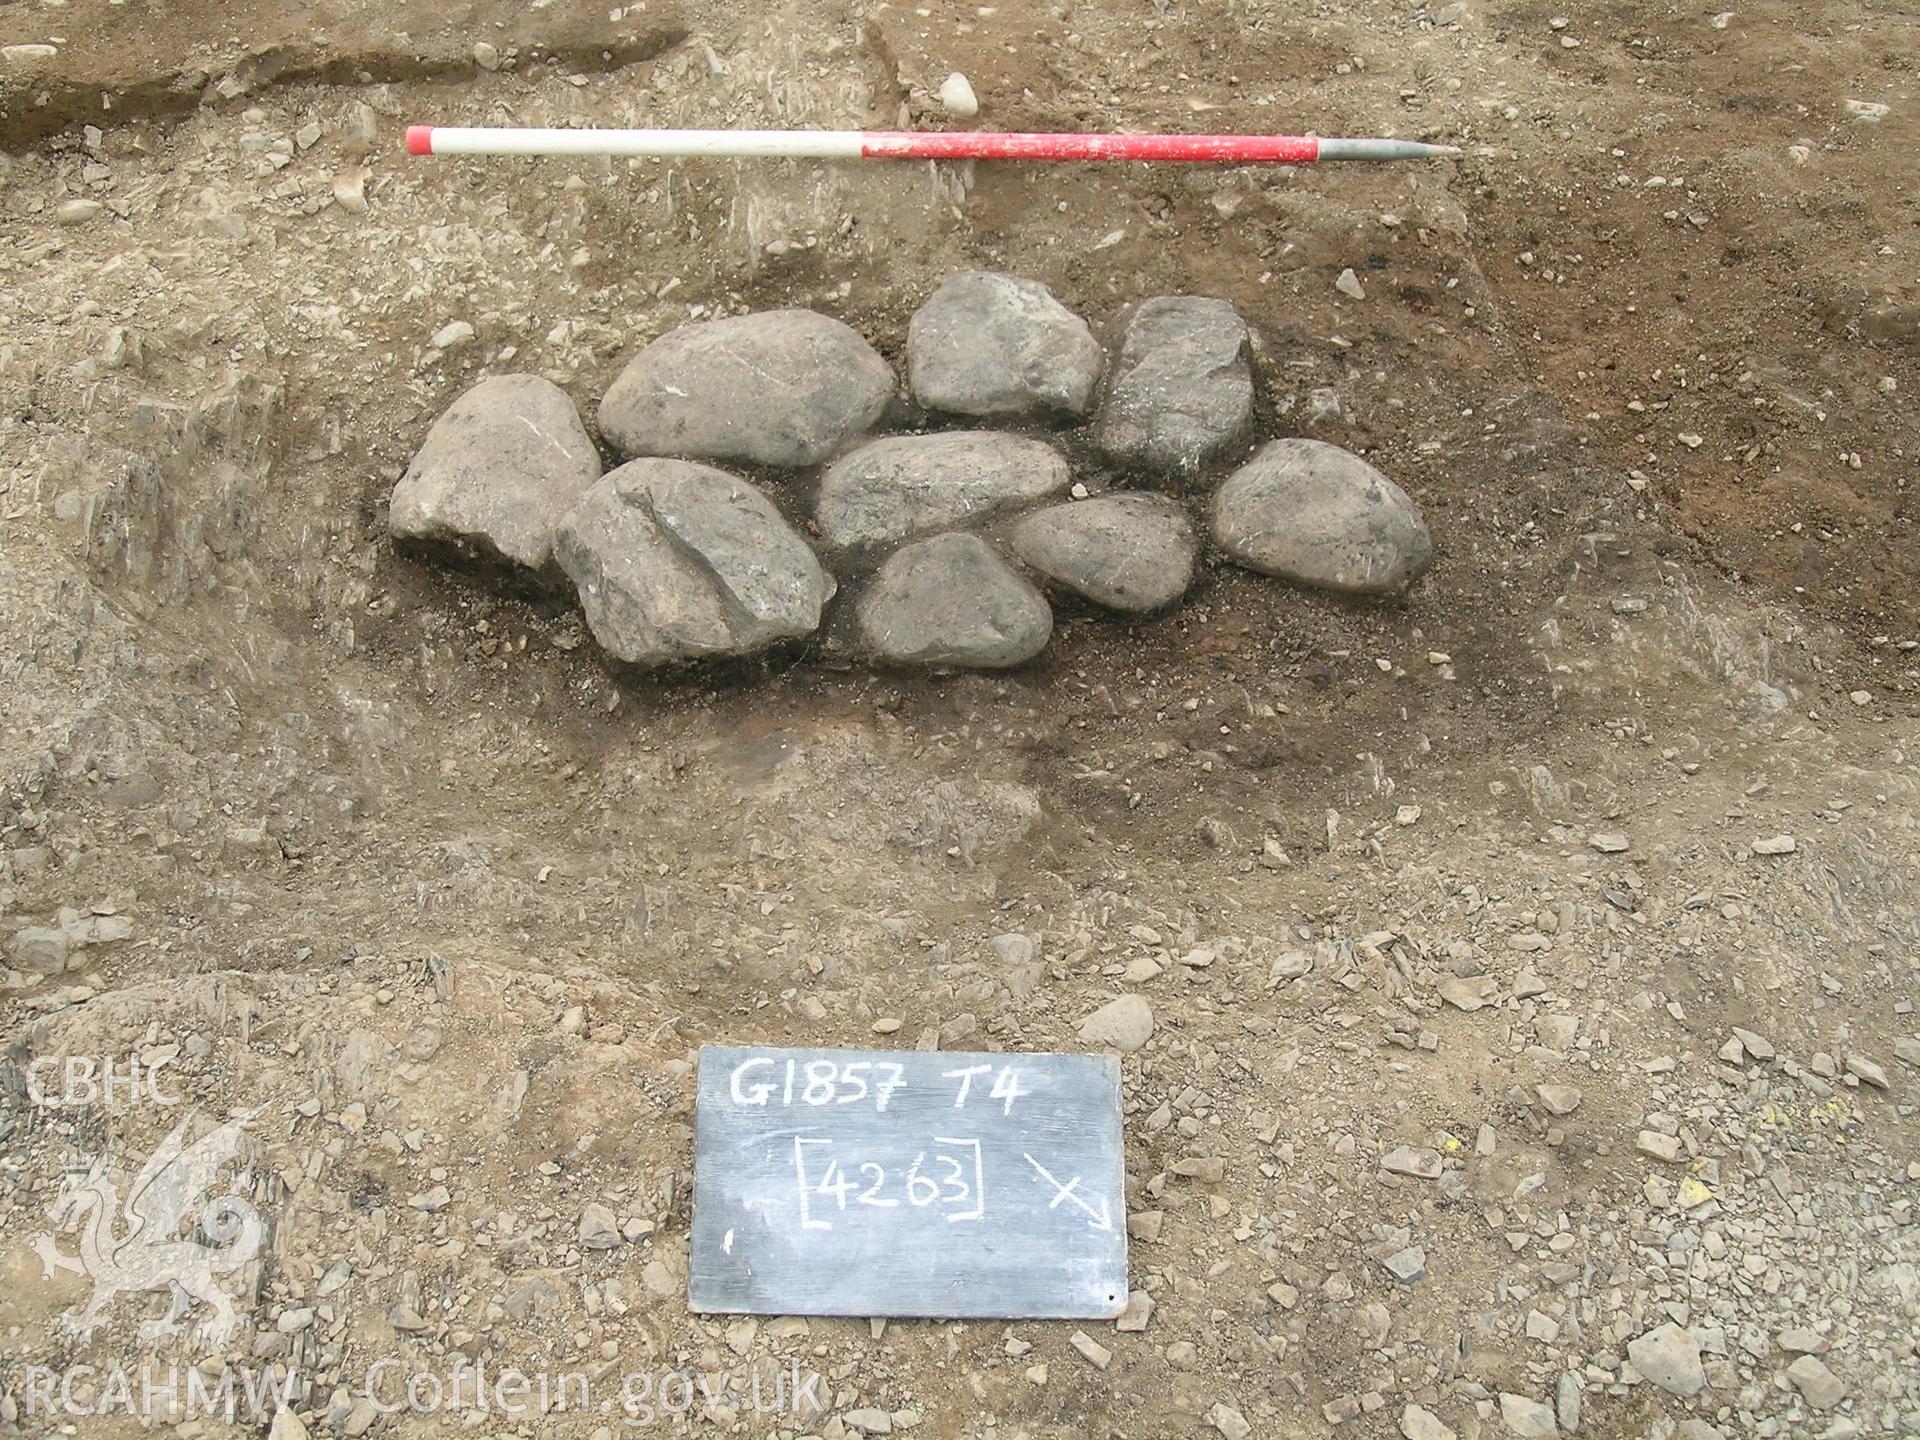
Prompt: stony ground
<box><xmin>0</xmin><ymin>1</ymin><xmax>1916</xmax><ymax>1438</ymax></box>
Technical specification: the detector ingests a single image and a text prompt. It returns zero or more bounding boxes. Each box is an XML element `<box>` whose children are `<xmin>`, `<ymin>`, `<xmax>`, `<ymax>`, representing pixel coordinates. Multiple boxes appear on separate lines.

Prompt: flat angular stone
<box><xmin>1438</xmin><ymin>975</ymin><xmax>1497</xmax><ymax>1011</ymax></box>
<box><xmin>1785</xmin><ymin>1354</ymin><xmax>1844</xmax><ymax>1409</ymax></box>
<box><xmin>1078</xmin><ymin>995</ymin><xmax>1154</xmax><ymax>1051</ymax></box>
<box><xmin>907</xmin><ymin>272</ymin><xmax>1103</xmax><ymax>418</ymax></box>
<box><xmin>1071</xmin><ymin>1331</ymin><xmax>1114</xmax><ymax>1369</ymax></box>
<box><xmin>1093</xmin><ymin>296</ymin><xmax>1253</xmax><ymax>478</ymax></box>
<box><xmin>1213</xmin><ymin>439</ymin><xmax>1433</xmax><ymax>595</ymax></box>
<box><xmin>1008</xmin><ymin>494</ymin><xmax>1198</xmax><ymax>612</ymax></box>
<box><xmin>1381</xmin><ymin>1145</ymin><xmax>1442</xmax><ymax>1179</ymax></box>
<box><xmin>555</xmin><ymin>460</ymin><xmax>835</xmax><ymax>666</ymax></box>
<box><xmin>1629</xmin><ymin>1322</ymin><xmax>1706</xmax><ymax>1396</ymax></box>
<box><xmin>1534</xmin><ymin>1084</ymin><xmax>1582</xmax><ymax>1116</ymax></box>
<box><xmin>689</xmin><ymin>1045</ymin><xmax>1127</xmax><ymax>1319</ymax></box>
<box><xmin>8</xmin><ymin>926</ymin><xmax>69</xmax><ymax>974</ymax></box>
<box><xmin>1846</xmin><ymin>1053</ymin><xmax>1889</xmax><ymax>1088</ymax></box>
<box><xmin>600</xmin><ymin>310</ymin><xmax>893</xmax><ymax>468</ymax></box>
<box><xmin>816</xmin><ymin>432</ymin><xmax>1069</xmax><ymax>547</ymax></box>
<box><xmin>1400</xmin><ymin>1403</ymin><xmax>1457</xmax><ymax>1440</ymax></box>
<box><xmin>1554</xmin><ymin>1374</ymin><xmax>1581</xmax><ymax>1435</ymax></box>
<box><xmin>1209</xmin><ymin>1403</ymin><xmax>1253</xmax><ymax>1440</ymax></box>
<box><xmin>857</xmin><ymin>533</ymin><xmax>1051</xmax><ymax>668</ymax></box>
<box><xmin>1383</xmin><ymin>1246</ymin><xmax>1427</xmax><ymax>1284</ymax></box>
<box><xmin>577</xmin><ymin>1203</ymin><xmax>620</xmax><ymax>1250</ymax></box>
<box><xmin>1637</xmin><ymin>1130</ymin><xmax>1684</xmax><ymax>1162</ymax></box>
<box><xmin>1497</xmin><ymin>1393</ymin><xmax>1557</xmax><ymax>1437</ymax></box>
<box><xmin>1114</xmin><ymin>1290</ymin><xmax>1155</xmax><ymax>1332</ymax></box>
<box><xmin>389</xmin><ymin>375</ymin><xmax>601</xmax><ymax>573</ymax></box>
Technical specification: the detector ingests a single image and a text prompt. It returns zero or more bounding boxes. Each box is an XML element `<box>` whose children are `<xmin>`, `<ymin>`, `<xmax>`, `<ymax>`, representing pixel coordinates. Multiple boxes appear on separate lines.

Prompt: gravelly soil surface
<box><xmin>0</xmin><ymin>2</ymin><xmax>1915</xmax><ymax>1437</ymax></box>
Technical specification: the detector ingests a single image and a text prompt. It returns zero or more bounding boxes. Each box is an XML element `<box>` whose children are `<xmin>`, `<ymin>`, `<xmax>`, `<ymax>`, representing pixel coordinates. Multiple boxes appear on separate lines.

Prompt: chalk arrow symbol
<box><xmin>1023</xmin><ymin>1152</ymin><xmax>1114</xmax><ymax>1233</ymax></box>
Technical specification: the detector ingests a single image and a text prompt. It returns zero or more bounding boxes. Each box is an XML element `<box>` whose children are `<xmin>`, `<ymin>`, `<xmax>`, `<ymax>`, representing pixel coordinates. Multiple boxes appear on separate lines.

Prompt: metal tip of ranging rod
<box><xmin>1316</xmin><ymin>137</ymin><xmax>1464</xmax><ymax>161</ymax></box>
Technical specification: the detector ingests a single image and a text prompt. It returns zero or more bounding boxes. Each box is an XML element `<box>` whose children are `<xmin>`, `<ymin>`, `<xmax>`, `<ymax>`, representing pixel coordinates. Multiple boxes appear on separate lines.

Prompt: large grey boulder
<box><xmin>1093</xmin><ymin>296</ymin><xmax>1253</xmax><ymax>478</ymax></box>
<box><xmin>599</xmin><ymin>310</ymin><xmax>893</xmax><ymax>468</ymax></box>
<box><xmin>857</xmin><ymin>533</ymin><xmax>1051</xmax><ymax>668</ymax></box>
<box><xmin>554</xmin><ymin>460</ymin><xmax>836</xmax><ymax>665</ymax></box>
<box><xmin>816</xmin><ymin>432</ymin><xmax>1070</xmax><ymax>548</ymax></box>
<box><xmin>388</xmin><ymin>375</ymin><xmax>601</xmax><ymax>573</ymax></box>
<box><xmin>907</xmin><ymin>273</ymin><xmax>1104</xmax><ymax>419</ymax></box>
<box><xmin>1008</xmin><ymin>493</ymin><xmax>1197</xmax><ymax>612</ymax></box>
<box><xmin>1211</xmin><ymin>439</ymin><xmax>1432</xmax><ymax>596</ymax></box>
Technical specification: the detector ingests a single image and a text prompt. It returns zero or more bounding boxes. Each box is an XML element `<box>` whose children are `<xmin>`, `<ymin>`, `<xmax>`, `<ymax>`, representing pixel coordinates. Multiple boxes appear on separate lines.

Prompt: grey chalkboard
<box><xmin>690</xmin><ymin>1045</ymin><xmax>1128</xmax><ymax>1319</ymax></box>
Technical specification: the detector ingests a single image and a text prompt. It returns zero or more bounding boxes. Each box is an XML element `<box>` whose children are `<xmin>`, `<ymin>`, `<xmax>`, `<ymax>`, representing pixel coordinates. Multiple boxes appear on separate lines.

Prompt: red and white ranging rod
<box><xmin>405</xmin><ymin>125</ymin><xmax>1460</xmax><ymax>164</ymax></box>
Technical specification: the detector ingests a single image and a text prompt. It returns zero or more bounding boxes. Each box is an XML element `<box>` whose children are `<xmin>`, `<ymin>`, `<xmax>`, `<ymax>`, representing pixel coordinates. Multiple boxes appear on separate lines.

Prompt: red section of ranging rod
<box><xmin>859</xmin><ymin>130</ymin><xmax>1321</xmax><ymax>164</ymax></box>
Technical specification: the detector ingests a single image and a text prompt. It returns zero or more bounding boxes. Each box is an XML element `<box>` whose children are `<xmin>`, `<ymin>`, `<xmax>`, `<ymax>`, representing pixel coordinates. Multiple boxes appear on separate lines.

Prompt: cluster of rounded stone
<box><xmin>388</xmin><ymin>273</ymin><xmax>1433</xmax><ymax>669</ymax></box>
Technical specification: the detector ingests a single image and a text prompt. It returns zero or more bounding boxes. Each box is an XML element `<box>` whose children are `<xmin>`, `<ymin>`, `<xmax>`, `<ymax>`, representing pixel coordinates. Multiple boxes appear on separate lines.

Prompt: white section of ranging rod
<box><xmin>413</xmin><ymin>127</ymin><xmax>866</xmax><ymax>158</ymax></box>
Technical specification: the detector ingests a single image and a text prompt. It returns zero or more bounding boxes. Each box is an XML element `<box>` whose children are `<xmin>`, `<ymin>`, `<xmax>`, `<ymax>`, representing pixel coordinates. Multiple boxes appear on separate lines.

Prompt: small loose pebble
<box><xmin>1400</xmin><ymin>1403</ymin><xmax>1457</xmax><ymax>1440</ymax></box>
<box><xmin>937</xmin><ymin>71</ymin><xmax>979</xmax><ymax>117</ymax></box>
<box><xmin>1382</xmin><ymin>1145</ymin><xmax>1443</xmax><ymax>1179</ymax></box>
<box><xmin>1844</xmin><ymin>1054</ymin><xmax>1889</xmax><ymax>1089</ymax></box>
<box><xmin>1637</xmin><ymin>1129</ymin><xmax>1684</xmax><ymax>1162</ymax></box>
<box><xmin>1070</xmin><ymin>1331</ymin><xmax>1112</xmax><ymax>1370</ymax></box>
<box><xmin>1535</xmin><ymin>1084</ymin><xmax>1582</xmax><ymax>1116</ymax></box>
<box><xmin>1383</xmin><ymin>1246</ymin><xmax>1426</xmax><ymax>1283</ymax></box>
<box><xmin>1114</xmin><ymin>1290</ymin><xmax>1154</xmax><ymax>1331</ymax></box>
<box><xmin>430</xmin><ymin>320</ymin><xmax>476</xmax><ymax>351</ymax></box>
<box><xmin>1785</xmin><ymin>1354</ymin><xmax>1846</xmax><ymax>1408</ymax></box>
